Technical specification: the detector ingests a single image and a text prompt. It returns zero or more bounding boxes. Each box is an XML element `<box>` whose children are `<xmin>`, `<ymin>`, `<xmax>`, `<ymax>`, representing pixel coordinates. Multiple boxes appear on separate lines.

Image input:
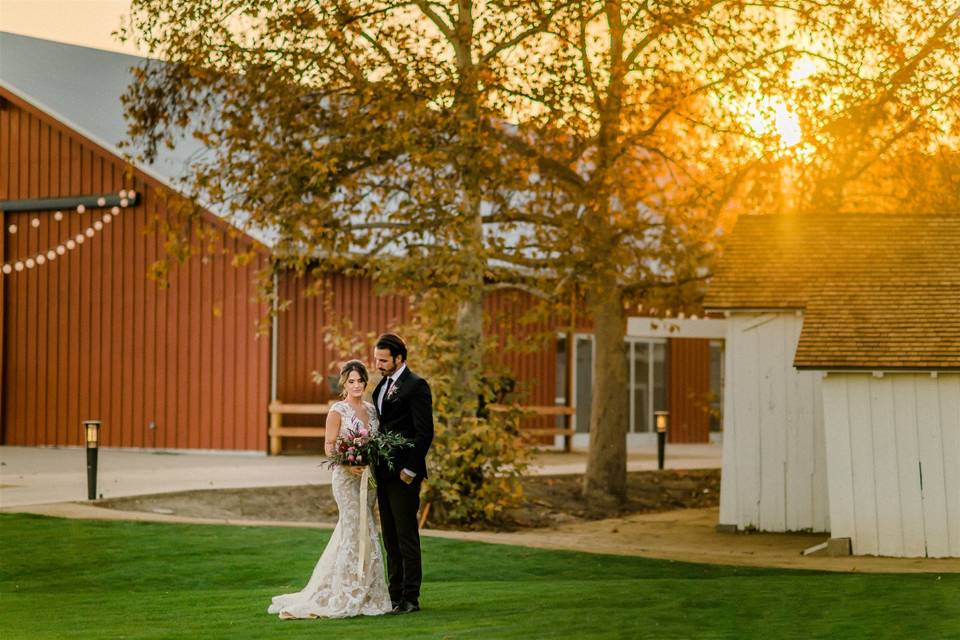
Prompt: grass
<box><xmin>1</xmin><ymin>514</ymin><xmax>958</xmax><ymax>639</ymax></box>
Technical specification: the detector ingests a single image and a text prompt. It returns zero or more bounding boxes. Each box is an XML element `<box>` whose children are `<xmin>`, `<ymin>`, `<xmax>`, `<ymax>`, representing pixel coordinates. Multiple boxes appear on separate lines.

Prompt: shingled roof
<box><xmin>704</xmin><ymin>214</ymin><xmax>960</xmax><ymax>370</ymax></box>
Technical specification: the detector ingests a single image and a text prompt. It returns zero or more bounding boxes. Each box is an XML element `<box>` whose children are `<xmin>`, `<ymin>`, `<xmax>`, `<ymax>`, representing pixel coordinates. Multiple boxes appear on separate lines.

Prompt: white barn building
<box><xmin>706</xmin><ymin>214</ymin><xmax>959</xmax><ymax>558</ymax></box>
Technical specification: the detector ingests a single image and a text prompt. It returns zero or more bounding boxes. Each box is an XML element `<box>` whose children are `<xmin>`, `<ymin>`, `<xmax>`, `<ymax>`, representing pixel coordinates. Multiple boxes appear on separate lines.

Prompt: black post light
<box><xmin>654</xmin><ymin>411</ymin><xmax>669</xmax><ymax>470</ymax></box>
<box><xmin>83</xmin><ymin>420</ymin><xmax>102</xmax><ymax>500</ymax></box>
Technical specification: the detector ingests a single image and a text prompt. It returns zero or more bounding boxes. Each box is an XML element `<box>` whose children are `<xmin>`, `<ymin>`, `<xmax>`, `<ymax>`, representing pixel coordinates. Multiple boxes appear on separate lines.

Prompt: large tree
<box><xmin>123</xmin><ymin>1</ymin><xmax>959</xmax><ymax>506</ymax></box>
<box><xmin>123</xmin><ymin>0</ymin><xmax>571</xmax><ymax>419</ymax></box>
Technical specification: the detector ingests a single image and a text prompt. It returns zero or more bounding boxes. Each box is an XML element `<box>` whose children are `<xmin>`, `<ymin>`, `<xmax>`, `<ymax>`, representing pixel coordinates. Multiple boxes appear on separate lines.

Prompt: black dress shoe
<box><xmin>396</xmin><ymin>601</ymin><xmax>420</xmax><ymax>614</ymax></box>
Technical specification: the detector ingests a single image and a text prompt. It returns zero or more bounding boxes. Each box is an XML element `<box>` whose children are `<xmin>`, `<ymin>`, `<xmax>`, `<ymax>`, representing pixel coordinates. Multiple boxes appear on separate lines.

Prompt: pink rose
<box><xmin>348</xmin><ymin>455</ymin><xmax>355</xmax><ymax>462</ymax></box>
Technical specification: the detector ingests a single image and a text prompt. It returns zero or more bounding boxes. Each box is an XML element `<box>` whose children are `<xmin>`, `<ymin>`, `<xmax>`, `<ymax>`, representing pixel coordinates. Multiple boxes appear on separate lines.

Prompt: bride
<box><xmin>268</xmin><ymin>360</ymin><xmax>393</xmax><ymax>619</ymax></box>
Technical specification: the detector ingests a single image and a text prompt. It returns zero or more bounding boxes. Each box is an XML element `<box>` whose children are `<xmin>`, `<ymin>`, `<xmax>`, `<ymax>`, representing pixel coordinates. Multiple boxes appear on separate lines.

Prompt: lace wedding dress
<box><xmin>268</xmin><ymin>400</ymin><xmax>393</xmax><ymax>619</ymax></box>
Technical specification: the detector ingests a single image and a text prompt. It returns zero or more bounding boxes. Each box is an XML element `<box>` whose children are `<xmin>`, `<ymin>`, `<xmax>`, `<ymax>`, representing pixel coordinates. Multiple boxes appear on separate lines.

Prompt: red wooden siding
<box><xmin>275</xmin><ymin>271</ymin><xmax>410</xmax><ymax>404</ymax></box>
<box><xmin>668</xmin><ymin>338</ymin><xmax>711</xmax><ymax>443</ymax></box>
<box><xmin>1</xmin><ymin>90</ymin><xmax>270</xmax><ymax>451</ymax></box>
<box><xmin>274</xmin><ymin>281</ymin><xmax>556</xmax><ymax>411</ymax></box>
<box><xmin>483</xmin><ymin>290</ymin><xmax>557</xmax><ymax>432</ymax></box>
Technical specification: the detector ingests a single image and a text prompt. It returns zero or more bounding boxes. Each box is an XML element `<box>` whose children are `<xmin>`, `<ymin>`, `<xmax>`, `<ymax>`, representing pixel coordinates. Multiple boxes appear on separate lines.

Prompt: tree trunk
<box><xmin>582</xmin><ymin>282</ymin><xmax>628</xmax><ymax>499</ymax></box>
<box><xmin>453</xmin><ymin>247</ymin><xmax>484</xmax><ymax>419</ymax></box>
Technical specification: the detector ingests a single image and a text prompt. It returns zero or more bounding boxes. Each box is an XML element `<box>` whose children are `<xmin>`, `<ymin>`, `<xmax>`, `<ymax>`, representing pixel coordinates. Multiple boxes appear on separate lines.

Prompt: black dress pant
<box><xmin>377</xmin><ymin>475</ymin><xmax>422</xmax><ymax>605</ymax></box>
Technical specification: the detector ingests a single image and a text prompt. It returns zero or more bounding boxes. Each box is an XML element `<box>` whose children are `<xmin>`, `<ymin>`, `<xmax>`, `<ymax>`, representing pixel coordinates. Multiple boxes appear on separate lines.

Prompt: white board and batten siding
<box><xmin>719</xmin><ymin>312</ymin><xmax>830</xmax><ymax>532</ymax></box>
<box><xmin>821</xmin><ymin>373</ymin><xmax>960</xmax><ymax>557</ymax></box>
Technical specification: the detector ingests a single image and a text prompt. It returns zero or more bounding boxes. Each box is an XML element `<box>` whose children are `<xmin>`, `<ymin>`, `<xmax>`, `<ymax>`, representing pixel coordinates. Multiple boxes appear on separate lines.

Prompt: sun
<box><xmin>739</xmin><ymin>57</ymin><xmax>821</xmax><ymax>154</ymax></box>
<box><xmin>748</xmin><ymin>97</ymin><xmax>802</xmax><ymax>147</ymax></box>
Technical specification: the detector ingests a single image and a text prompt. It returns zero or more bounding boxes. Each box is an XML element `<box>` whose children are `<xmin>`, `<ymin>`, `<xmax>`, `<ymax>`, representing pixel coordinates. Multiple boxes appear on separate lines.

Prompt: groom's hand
<box><xmin>399</xmin><ymin>469</ymin><xmax>416</xmax><ymax>484</ymax></box>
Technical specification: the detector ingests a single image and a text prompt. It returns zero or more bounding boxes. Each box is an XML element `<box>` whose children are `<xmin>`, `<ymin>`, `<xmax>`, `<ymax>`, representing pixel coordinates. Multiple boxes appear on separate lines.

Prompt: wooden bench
<box><xmin>487</xmin><ymin>404</ymin><xmax>577</xmax><ymax>452</ymax></box>
<box><xmin>268</xmin><ymin>402</ymin><xmax>332</xmax><ymax>455</ymax></box>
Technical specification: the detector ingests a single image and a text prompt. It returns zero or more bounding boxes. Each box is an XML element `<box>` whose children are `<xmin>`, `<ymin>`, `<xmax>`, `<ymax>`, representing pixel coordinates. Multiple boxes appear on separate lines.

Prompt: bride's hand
<box><xmin>346</xmin><ymin>465</ymin><xmax>366</xmax><ymax>477</ymax></box>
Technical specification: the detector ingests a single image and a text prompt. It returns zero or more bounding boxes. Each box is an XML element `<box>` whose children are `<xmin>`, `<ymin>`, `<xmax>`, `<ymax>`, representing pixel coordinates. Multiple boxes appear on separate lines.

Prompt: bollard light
<box><xmin>654</xmin><ymin>411</ymin><xmax>669</xmax><ymax>470</ymax></box>
<box><xmin>83</xmin><ymin>420</ymin><xmax>102</xmax><ymax>500</ymax></box>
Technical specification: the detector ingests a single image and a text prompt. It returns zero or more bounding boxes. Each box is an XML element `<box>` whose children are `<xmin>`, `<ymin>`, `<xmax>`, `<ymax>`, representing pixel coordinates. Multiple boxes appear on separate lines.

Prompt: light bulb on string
<box><xmin>97</xmin><ymin>197</ymin><xmax>106</xmax><ymax>206</ymax></box>
<box><xmin>31</xmin><ymin>218</ymin><xmax>40</xmax><ymax>228</ymax></box>
<box><xmin>66</xmin><ymin>240</ymin><xmax>76</xmax><ymax>250</ymax></box>
<box><xmin>36</xmin><ymin>255</ymin><xmax>46</xmax><ymax>265</ymax></box>
<box><xmin>47</xmin><ymin>250</ymin><xmax>56</xmax><ymax>260</ymax></box>
<box><xmin>85</xmin><ymin>228</ymin><xmax>95</xmax><ymax>238</ymax></box>
<box><xmin>14</xmin><ymin>262</ymin><xmax>24</xmax><ymax>271</ymax></box>
<box><xmin>94</xmin><ymin>221</ymin><xmax>103</xmax><ymax>231</ymax></box>
<box><xmin>119</xmin><ymin>189</ymin><xmax>127</xmax><ymax>199</ymax></box>
<box><xmin>56</xmin><ymin>245</ymin><xmax>67</xmax><ymax>255</ymax></box>
<box><xmin>25</xmin><ymin>258</ymin><xmax>35</xmax><ymax>269</ymax></box>
<box><xmin>103</xmin><ymin>213</ymin><xmax>113</xmax><ymax>223</ymax></box>
<box><xmin>120</xmin><ymin>198</ymin><xmax>129</xmax><ymax>207</ymax></box>
<box><xmin>77</xmin><ymin>204</ymin><xmax>86</xmax><ymax>214</ymax></box>
<box><xmin>75</xmin><ymin>234</ymin><xmax>85</xmax><ymax>244</ymax></box>
<box><xmin>110</xmin><ymin>206</ymin><xmax>119</xmax><ymax>215</ymax></box>
<box><xmin>54</xmin><ymin>211</ymin><xmax>63</xmax><ymax>221</ymax></box>
<box><xmin>2</xmin><ymin>265</ymin><xmax>11</xmax><ymax>275</ymax></box>
<box><xmin>8</xmin><ymin>224</ymin><xmax>17</xmax><ymax>234</ymax></box>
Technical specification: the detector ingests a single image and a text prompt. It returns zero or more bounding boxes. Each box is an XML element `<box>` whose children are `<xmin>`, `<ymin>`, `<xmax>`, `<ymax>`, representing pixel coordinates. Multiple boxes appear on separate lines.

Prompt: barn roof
<box><xmin>0</xmin><ymin>31</ymin><xmax>274</xmax><ymax>247</ymax></box>
<box><xmin>704</xmin><ymin>213</ymin><xmax>960</xmax><ymax>370</ymax></box>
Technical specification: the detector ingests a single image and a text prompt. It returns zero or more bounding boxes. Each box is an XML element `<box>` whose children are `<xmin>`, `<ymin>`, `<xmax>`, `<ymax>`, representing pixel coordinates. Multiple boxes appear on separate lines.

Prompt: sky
<box><xmin>0</xmin><ymin>0</ymin><xmax>141</xmax><ymax>55</ymax></box>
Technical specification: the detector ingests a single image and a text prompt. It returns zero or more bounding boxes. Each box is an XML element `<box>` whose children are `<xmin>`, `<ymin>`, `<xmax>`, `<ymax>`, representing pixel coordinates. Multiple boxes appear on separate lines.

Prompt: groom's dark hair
<box><xmin>376</xmin><ymin>333</ymin><xmax>407</xmax><ymax>361</ymax></box>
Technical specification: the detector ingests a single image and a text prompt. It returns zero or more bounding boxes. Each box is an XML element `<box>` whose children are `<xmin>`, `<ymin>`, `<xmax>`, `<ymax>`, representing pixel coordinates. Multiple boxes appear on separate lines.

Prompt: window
<box><xmin>630</xmin><ymin>341</ymin><xmax>650</xmax><ymax>433</ymax></box>
<box><xmin>709</xmin><ymin>340</ymin><xmax>724</xmax><ymax>432</ymax></box>
<box><xmin>575</xmin><ymin>336</ymin><xmax>593</xmax><ymax>433</ymax></box>
<box><xmin>561</xmin><ymin>336</ymin><xmax>668</xmax><ymax>434</ymax></box>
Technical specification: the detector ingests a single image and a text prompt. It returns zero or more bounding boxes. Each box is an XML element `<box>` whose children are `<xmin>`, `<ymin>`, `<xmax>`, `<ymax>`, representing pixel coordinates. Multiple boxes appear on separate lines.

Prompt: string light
<box><xmin>2</xmin><ymin>189</ymin><xmax>134</xmax><ymax>276</ymax></box>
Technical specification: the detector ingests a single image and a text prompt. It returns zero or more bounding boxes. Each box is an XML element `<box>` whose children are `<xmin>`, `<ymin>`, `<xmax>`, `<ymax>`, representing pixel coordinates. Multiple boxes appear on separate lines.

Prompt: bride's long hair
<box><xmin>337</xmin><ymin>360</ymin><xmax>369</xmax><ymax>399</ymax></box>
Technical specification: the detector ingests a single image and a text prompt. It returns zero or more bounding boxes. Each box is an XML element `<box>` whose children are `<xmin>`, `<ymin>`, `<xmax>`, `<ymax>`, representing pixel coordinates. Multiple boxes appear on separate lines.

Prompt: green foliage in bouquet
<box><xmin>324</xmin><ymin>422</ymin><xmax>412</xmax><ymax>473</ymax></box>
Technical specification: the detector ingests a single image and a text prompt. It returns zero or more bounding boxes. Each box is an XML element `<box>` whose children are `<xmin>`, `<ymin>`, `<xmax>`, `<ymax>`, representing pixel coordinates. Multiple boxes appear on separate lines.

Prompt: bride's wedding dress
<box><xmin>268</xmin><ymin>400</ymin><xmax>393</xmax><ymax>618</ymax></box>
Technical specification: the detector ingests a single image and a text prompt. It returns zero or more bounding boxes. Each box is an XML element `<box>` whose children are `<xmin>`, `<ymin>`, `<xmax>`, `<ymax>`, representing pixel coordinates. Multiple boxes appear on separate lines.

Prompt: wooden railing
<box><xmin>268</xmin><ymin>402</ymin><xmax>331</xmax><ymax>455</ymax></box>
<box><xmin>268</xmin><ymin>401</ymin><xmax>577</xmax><ymax>455</ymax></box>
<box><xmin>488</xmin><ymin>404</ymin><xmax>577</xmax><ymax>452</ymax></box>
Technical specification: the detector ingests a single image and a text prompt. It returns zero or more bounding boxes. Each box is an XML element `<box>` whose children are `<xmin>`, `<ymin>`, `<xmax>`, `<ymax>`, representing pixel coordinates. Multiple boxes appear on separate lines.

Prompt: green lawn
<box><xmin>1</xmin><ymin>514</ymin><xmax>957</xmax><ymax>639</ymax></box>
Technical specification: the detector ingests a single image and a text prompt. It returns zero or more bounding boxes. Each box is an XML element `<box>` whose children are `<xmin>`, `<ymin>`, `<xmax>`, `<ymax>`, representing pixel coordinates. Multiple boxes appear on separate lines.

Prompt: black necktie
<box><xmin>381</xmin><ymin>377</ymin><xmax>393</xmax><ymax>411</ymax></box>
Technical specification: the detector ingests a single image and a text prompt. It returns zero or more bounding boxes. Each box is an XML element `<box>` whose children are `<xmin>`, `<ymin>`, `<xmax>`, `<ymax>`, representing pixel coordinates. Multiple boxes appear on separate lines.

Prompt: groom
<box><xmin>372</xmin><ymin>333</ymin><xmax>434</xmax><ymax>614</ymax></box>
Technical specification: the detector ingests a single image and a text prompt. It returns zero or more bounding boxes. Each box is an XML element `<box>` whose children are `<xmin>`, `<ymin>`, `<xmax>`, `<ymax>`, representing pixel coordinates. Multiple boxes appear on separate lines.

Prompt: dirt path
<box><xmin>8</xmin><ymin>501</ymin><xmax>958</xmax><ymax>574</ymax></box>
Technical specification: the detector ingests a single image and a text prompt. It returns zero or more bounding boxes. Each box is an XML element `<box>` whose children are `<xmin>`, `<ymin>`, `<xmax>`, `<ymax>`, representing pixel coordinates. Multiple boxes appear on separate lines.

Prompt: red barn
<box><xmin>1</xmin><ymin>33</ymin><xmax>722</xmax><ymax>452</ymax></box>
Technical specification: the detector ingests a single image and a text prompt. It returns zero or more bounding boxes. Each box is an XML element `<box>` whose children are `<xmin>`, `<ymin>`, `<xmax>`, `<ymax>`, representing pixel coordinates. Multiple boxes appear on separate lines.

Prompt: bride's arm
<box><xmin>324</xmin><ymin>409</ymin><xmax>341</xmax><ymax>457</ymax></box>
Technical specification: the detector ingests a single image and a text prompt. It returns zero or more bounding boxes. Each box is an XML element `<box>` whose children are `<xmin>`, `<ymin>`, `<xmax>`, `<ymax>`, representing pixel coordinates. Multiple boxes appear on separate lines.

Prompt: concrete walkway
<box><xmin>0</xmin><ymin>444</ymin><xmax>720</xmax><ymax>507</ymax></box>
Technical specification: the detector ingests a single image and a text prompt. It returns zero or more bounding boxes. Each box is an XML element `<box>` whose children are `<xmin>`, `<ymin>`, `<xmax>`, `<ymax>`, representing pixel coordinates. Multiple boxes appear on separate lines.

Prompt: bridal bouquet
<box><xmin>325</xmin><ymin>420</ymin><xmax>412</xmax><ymax>473</ymax></box>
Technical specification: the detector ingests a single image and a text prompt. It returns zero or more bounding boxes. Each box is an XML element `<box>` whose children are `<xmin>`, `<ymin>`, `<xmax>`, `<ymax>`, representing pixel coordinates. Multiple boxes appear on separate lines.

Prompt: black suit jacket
<box><xmin>373</xmin><ymin>367</ymin><xmax>434</xmax><ymax>479</ymax></box>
